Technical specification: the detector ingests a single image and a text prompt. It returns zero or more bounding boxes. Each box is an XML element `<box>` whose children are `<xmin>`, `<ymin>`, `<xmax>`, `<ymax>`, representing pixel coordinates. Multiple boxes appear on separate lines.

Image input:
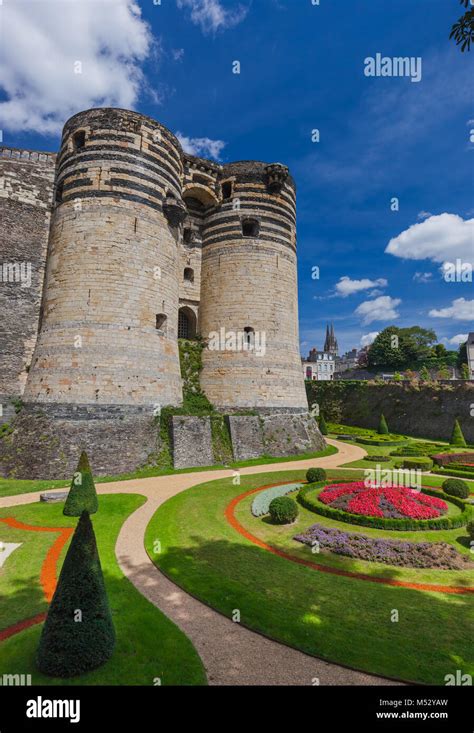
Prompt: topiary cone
<box><xmin>36</xmin><ymin>510</ymin><xmax>115</xmax><ymax>677</ymax></box>
<box><xmin>319</xmin><ymin>414</ymin><xmax>328</xmax><ymax>435</ymax></box>
<box><xmin>378</xmin><ymin>413</ymin><xmax>389</xmax><ymax>435</ymax></box>
<box><xmin>450</xmin><ymin>419</ymin><xmax>467</xmax><ymax>447</ymax></box>
<box><xmin>63</xmin><ymin>451</ymin><xmax>98</xmax><ymax>516</ymax></box>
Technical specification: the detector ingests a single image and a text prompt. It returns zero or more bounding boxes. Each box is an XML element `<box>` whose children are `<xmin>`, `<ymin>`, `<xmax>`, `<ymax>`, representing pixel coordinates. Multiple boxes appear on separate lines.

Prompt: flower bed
<box><xmin>297</xmin><ymin>482</ymin><xmax>471</xmax><ymax>531</ymax></box>
<box><xmin>432</xmin><ymin>452</ymin><xmax>474</xmax><ymax>467</ymax></box>
<box><xmin>319</xmin><ymin>482</ymin><xmax>448</xmax><ymax>520</ymax></box>
<box><xmin>294</xmin><ymin>524</ymin><xmax>473</xmax><ymax>570</ymax></box>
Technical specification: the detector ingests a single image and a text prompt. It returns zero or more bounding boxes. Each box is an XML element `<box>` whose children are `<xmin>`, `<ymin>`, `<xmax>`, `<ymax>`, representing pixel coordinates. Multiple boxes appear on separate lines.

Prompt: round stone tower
<box><xmin>199</xmin><ymin>161</ymin><xmax>308</xmax><ymax>412</ymax></box>
<box><xmin>23</xmin><ymin>108</ymin><xmax>184</xmax><ymax>408</ymax></box>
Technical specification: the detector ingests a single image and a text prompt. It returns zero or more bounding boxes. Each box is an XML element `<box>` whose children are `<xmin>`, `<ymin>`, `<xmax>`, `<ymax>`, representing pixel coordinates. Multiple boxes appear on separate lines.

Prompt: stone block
<box><xmin>171</xmin><ymin>416</ymin><xmax>214</xmax><ymax>469</ymax></box>
<box><xmin>227</xmin><ymin>415</ymin><xmax>263</xmax><ymax>460</ymax></box>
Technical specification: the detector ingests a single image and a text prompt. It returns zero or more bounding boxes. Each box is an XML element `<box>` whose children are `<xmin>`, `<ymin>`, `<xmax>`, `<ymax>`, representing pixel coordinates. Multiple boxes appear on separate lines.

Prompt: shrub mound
<box><xmin>251</xmin><ymin>482</ymin><xmax>302</xmax><ymax>517</ymax></box>
<box><xmin>364</xmin><ymin>455</ymin><xmax>391</xmax><ymax>462</ymax></box>
<box><xmin>36</xmin><ymin>511</ymin><xmax>115</xmax><ymax>677</ymax></box>
<box><xmin>400</xmin><ymin>457</ymin><xmax>433</xmax><ymax>470</ymax></box>
<box><xmin>356</xmin><ymin>437</ymin><xmax>406</xmax><ymax>447</ymax></box>
<box><xmin>294</xmin><ymin>523</ymin><xmax>473</xmax><ymax>570</ymax></box>
<box><xmin>269</xmin><ymin>496</ymin><xmax>298</xmax><ymax>524</ymax></box>
<box><xmin>297</xmin><ymin>482</ymin><xmax>471</xmax><ymax>531</ymax></box>
<box><xmin>306</xmin><ymin>467</ymin><xmax>327</xmax><ymax>483</ymax></box>
<box><xmin>390</xmin><ymin>443</ymin><xmax>446</xmax><ymax>457</ymax></box>
<box><xmin>442</xmin><ymin>478</ymin><xmax>470</xmax><ymax>499</ymax></box>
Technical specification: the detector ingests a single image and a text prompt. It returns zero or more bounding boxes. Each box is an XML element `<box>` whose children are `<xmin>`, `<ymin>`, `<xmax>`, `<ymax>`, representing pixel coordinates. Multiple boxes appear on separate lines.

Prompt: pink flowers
<box><xmin>319</xmin><ymin>482</ymin><xmax>448</xmax><ymax>520</ymax></box>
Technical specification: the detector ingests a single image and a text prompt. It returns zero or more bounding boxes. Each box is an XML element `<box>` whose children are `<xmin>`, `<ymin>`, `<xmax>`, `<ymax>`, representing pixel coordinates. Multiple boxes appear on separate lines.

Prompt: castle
<box><xmin>0</xmin><ymin>108</ymin><xmax>323</xmax><ymax>479</ymax></box>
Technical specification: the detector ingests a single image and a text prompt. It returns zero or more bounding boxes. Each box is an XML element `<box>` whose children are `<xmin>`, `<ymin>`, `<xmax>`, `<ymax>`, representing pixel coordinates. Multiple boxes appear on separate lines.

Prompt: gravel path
<box><xmin>0</xmin><ymin>438</ymin><xmax>402</xmax><ymax>685</ymax></box>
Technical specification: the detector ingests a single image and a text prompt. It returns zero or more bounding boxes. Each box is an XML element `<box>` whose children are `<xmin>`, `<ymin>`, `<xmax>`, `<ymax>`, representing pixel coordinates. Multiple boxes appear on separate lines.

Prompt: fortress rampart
<box><xmin>0</xmin><ymin>108</ymin><xmax>322</xmax><ymax>478</ymax></box>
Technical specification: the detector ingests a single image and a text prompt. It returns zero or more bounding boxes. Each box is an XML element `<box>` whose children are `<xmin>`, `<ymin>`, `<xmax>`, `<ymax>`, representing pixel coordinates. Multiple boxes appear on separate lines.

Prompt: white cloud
<box><xmin>355</xmin><ymin>296</ymin><xmax>401</xmax><ymax>325</ymax></box>
<box><xmin>176</xmin><ymin>0</ymin><xmax>248</xmax><ymax>34</ymax></box>
<box><xmin>386</xmin><ymin>214</ymin><xmax>474</xmax><ymax>266</ymax></box>
<box><xmin>360</xmin><ymin>331</ymin><xmax>380</xmax><ymax>347</ymax></box>
<box><xmin>0</xmin><ymin>0</ymin><xmax>153</xmax><ymax>135</ymax></box>
<box><xmin>334</xmin><ymin>276</ymin><xmax>388</xmax><ymax>297</ymax></box>
<box><xmin>417</xmin><ymin>211</ymin><xmax>432</xmax><ymax>220</ymax></box>
<box><xmin>413</xmin><ymin>272</ymin><xmax>433</xmax><ymax>283</ymax></box>
<box><xmin>429</xmin><ymin>298</ymin><xmax>474</xmax><ymax>321</ymax></box>
<box><xmin>443</xmin><ymin>334</ymin><xmax>468</xmax><ymax>346</ymax></box>
<box><xmin>176</xmin><ymin>132</ymin><xmax>226</xmax><ymax>160</ymax></box>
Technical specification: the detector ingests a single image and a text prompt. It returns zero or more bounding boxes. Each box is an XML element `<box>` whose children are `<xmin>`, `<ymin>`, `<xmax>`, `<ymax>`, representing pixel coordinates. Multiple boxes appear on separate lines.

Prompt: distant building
<box><xmin>335</xmin><ymin>347</ymin><xmax>361</xmax><ymax>374</ymax></box>
<box><xmin>303</xmin><ymin>350</ymin><xmax>335</xmax><ymax>381</ymax></box>
<box><xmin>467</xmin><ymin>333</ymin><xmax>474</xmax><ymax>379</ymax></box>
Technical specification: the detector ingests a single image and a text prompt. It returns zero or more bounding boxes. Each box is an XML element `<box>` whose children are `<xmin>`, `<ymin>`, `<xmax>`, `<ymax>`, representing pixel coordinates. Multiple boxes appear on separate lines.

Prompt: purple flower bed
<box><xmin>294</xmin><ymin>524</ymin><xmax>472</xmax><ymax>570</ymax></box>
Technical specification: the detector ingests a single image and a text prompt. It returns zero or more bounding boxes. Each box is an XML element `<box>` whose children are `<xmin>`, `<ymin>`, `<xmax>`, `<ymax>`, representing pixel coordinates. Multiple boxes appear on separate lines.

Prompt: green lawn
<box><xmin>0</xmin><ymin>444</ymin><xmax>338</xmax><ymax>499</ymax></box>
<box><xmin>145</xmin><ymin>469</ymin><xmax>474</xmax><ymax>685</ymax></box>
<box><xmin>0</xmin><ymin>495</ymin><xmax>206</xmax><ymax>685</ymax></box>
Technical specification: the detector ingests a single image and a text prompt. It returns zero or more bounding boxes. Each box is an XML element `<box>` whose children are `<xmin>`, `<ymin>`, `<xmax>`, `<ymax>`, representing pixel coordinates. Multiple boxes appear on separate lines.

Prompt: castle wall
<box><xmin>0</xmin><ymin>148</ymin><xmax>55</xmax><ymax>400</ymax></box>
<box><xmin>23</xmin><ymin>108</ymin><xmax>183</xmax><ymax>408</ymax></box>
<box><xmin>199</xmin><ymin>161</ymin><xmax>308</xmax><ymax>411</ymax></box>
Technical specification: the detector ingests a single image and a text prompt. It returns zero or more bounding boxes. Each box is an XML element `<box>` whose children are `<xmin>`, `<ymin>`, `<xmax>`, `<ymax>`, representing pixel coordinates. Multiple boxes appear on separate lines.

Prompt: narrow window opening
<box><xmin>72</xmin><ymin>130</ymin><xmax>86</xmax><ymax>151</ymax></box>
<box><xmin>243</xmin><ymin>326</ymin><xmax>255</xmax><ymax>349</ymax></box>
<box><xmin>184</xmin><ymin>267</ymin><xmax>194</xmax><ymax>283</ymax></box>
<box><xmin>222</xmin><ymin>181</ymin><xmax>233</xmax><ymax>200</ymax></box>
<box><xmin>155</xmin><ymin>313</ymin><xmax>167</xmax><ymax>332</ymax></box>
<box><xmin>242</xmin><ymin>218</ymin><xmax>259</xmax><ymax>237</ymax></box>
<box><xmin>183</xmin><ymin>228</ymin><xmax>194</xmax><ymax>245</ymax></box>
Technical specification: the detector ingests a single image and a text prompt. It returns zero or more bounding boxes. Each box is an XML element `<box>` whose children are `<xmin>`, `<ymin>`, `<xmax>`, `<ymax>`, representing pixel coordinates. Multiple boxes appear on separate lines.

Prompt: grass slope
<box><xmin>0</xmin><ymin>495</ymin><xmax>206</xmax><ymax>686</ymax></box>
<box><xmin>145</xmin><ymin>469</ymin><xmax>474</xmax><ymax>685</ymax></box>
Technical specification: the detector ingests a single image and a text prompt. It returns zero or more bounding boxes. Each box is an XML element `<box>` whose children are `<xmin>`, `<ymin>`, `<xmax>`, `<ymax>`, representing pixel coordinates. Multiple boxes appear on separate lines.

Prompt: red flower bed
<box><xmin>319</xmin><ymin>481</ymin><xmax>448</xmax><ymax>520</ymax></box>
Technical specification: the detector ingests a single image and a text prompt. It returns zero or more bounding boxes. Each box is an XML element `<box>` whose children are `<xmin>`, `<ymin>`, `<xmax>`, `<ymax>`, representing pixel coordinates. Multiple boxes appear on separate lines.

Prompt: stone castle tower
<box><xmin>0</xmin><ymin>108</ymin><xmax>322</xmax><ymax>478</ymax></box>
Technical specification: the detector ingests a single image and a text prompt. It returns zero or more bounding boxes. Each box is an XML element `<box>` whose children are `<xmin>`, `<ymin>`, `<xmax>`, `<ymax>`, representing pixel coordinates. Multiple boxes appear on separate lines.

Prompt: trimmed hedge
<box><xmin>390</xmin><ymin>443</ymin><xmax>446</xmax><ymax>457</ymax></box>
<box><xmin>450</xmin><ymin>419</ymin><xmax>467</xmax><ymax>447</ymax></box>
<box><xmin>251</xmin><ymin>482</ymin><xmax>302</xmax><ymax>517</ymax></box>
<box><xmin>378</xmin><ymin>413</ymin><xmax>389</xmax><ymax>435</ymax></box>
<box><xmin>269</xmin><ymin>496</ymin><xmax>298</xmax><ymax>524</ymax></box>
<box><xmin>364</xmin><ymin>455</ymin><xmax>391</xmax><ymax>462</ymax></box>
<box><xmin>306</xmin><ymin>467</ymin><xmax>327</xmax><ymax>483</ymax></box>
<box><xmin>356</xmin><ymin>437</ymin><xmax>406</xmax><ymax>447</ymax></box>
<box><xmin>442</xmin><ymin>478</ymin><xmax>470</xmax><ymax>499</ymax></box>
<box><xmin>401</xmin><ymin>457</ymin><xmax>433</xmax><ymax>470</ymax></box>
<box><xmin>297</xmin><ymin>483</ymin><xmax>472</xmax><ymax>531</ymax></box>
<box><xmin>36</xmin><ymin>511</ymin><xmax>115</xmax><ymax>677</ymax></box>
<box><xmin>432</xmin><ymin>467</ymin><xmax>474</xmax><ymax>482</ymax></box>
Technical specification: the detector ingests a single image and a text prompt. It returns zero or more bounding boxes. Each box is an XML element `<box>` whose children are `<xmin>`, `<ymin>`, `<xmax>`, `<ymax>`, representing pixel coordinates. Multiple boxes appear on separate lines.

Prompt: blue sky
<box><xmin>1</xmin><ymin>0</ymin><xmax>473</xmax><ymax>354</ymax></box>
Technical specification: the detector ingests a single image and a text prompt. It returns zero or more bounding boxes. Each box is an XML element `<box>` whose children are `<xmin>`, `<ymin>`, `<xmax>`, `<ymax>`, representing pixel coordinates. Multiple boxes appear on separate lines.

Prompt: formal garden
<box><xmin>1</xmin><ymin>417</ymin><xmax>473</xmax><ymax>686</ymax></box>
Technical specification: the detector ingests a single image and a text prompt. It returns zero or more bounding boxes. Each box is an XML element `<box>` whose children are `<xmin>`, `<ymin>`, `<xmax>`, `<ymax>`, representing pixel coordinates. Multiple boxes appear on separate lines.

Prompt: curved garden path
<box><xmin>0</xmin><ymin>438</ymin><xmax>403</xmax><ymax>685</ymax></box>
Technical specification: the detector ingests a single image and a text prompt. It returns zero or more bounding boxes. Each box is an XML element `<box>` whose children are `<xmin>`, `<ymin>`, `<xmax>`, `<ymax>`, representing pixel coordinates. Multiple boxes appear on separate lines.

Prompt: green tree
<box><xmin>36</xmin><ymin>511</ymin><xmax>115</xmax><ymax>677</ymax></box>
<box><xmin>460</xmin><ymin>363</ymin><xmax>470</xmax><ymax>379</ymax></box>
<box><xmin>318</xmin><ymin>414</ymin><xmax>328</xmax><ymax>435</ymax></box>
<box><xmin>433</xmin><ymin>343</ymin><xmax>448</xmax><ymax>358</ymax></box>
<box><xmin>450</xmin><ymin>0</ymin><xmax>474</xmax><ymax>52</ymax></box>
<box><xmin>457</xmin><ymin>340</ymin><xmax>468</xmax><ymax>367</ymax></box>
<box><xmin>378</xmin><ymin>413</ymin><xmax>389</xmax><ymax>435</ymax></box>
<box><xmin>419</xmin><ymin>366</ymin><xmax>430</xmax><ymax>381</ymax></box>
<box><xmin>63</xmin><ymin>451</ymin><xmax>98</xmax><ymax>517</ymax></box>
<box><xmin>450</xmin><ymin>419</ymin><xmax>467</xmax><ymax>447</ymax></box>
<box><xmin>367</xmin><ymin>327</ymin><xmax>405</xmax><ymax>369</ymax></box>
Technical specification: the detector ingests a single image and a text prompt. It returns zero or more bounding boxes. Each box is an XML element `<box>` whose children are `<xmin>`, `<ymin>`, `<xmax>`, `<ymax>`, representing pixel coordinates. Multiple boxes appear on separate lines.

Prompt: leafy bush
<box><xmin>36</xmin><ymin>511</ymin><xmax>115</xmax><ymax>677</ymax></box>
<box><xmin>269</xmin><ymin>496</ymin><xmax>298</xmax><ymax>524</ymax></box>
<box><xmin>63</xmin><ymin>451</ymin><xmax>98</xmax><ymax>516</ymax></box>
<box><xmin>450</xmin><ymin>419</ymin><xmax>467</xmax><ymax>447</ymax></box>
<box><xmin>306</xmin><ymin>467</ymin><xmax>327</xmax><ymax>483</ymax></box>
<box><xmin>467</xmin><ymin>520</ymin><xmax>474</xmax><ymax>541</ymax></box>
<box><xmin>378</xmin><ymin>413</ymin><xmax>389</xmax><ymax>435</ymax></box>
<box><xmin>251</xmin><ymin>483</ymin><xmax>302</xmax><ymax>517</ymax></box>
<box><xmin>442</xmin><ymin>478</ymin><xmax>470</xmax><ymax>499</ymax></box>
<box><xmin>401</xmin><ymin>457</ymin><xmax>433</xmax><ymax>470</ymax></box>
<box><xmin>364</xmin><ymin>455</ymin><xmax>391</xmax><ymax>462</ymax></box>
<box><xmin>318</xmin><ymin>414</ymin><xmax>328</xmax><ymax>435</ymax></box>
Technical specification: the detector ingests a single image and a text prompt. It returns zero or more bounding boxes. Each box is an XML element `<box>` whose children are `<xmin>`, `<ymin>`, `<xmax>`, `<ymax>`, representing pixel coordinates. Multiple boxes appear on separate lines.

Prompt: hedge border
<box><xmin>297</xmin><ymin>482</ymin><xmax>472</xmax><ymax>532</ymax></box>
<box><xmin>432</xmin><ymin>468</ymin><xmax>474</xmax><ymax>482</ymax></box>
<box><xmin>356</xmin><ymin>437</ymin><xmax>407</xmax><ymax>447</ymax></box>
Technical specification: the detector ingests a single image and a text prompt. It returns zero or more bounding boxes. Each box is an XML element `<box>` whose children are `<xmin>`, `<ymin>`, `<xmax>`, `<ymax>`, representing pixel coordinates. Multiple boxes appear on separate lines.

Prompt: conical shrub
<box><xmin>63</xmin><ymin>451</ymin><xmax>98</xmax><ymax>516</ymax></box>
<box><xmin>36</xmin><ymin>511</ymin><xmax>115</xmax><ymax>677</ymax></box>
<box><xmin>378</xmin><ymin>413</ymin><xmax>389</xmax><ymax>435</ymax></box>
<box><xmin>450</xmin><ymin>419</ymin><xmax>467</xmax><ymax>447</ymax></box>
